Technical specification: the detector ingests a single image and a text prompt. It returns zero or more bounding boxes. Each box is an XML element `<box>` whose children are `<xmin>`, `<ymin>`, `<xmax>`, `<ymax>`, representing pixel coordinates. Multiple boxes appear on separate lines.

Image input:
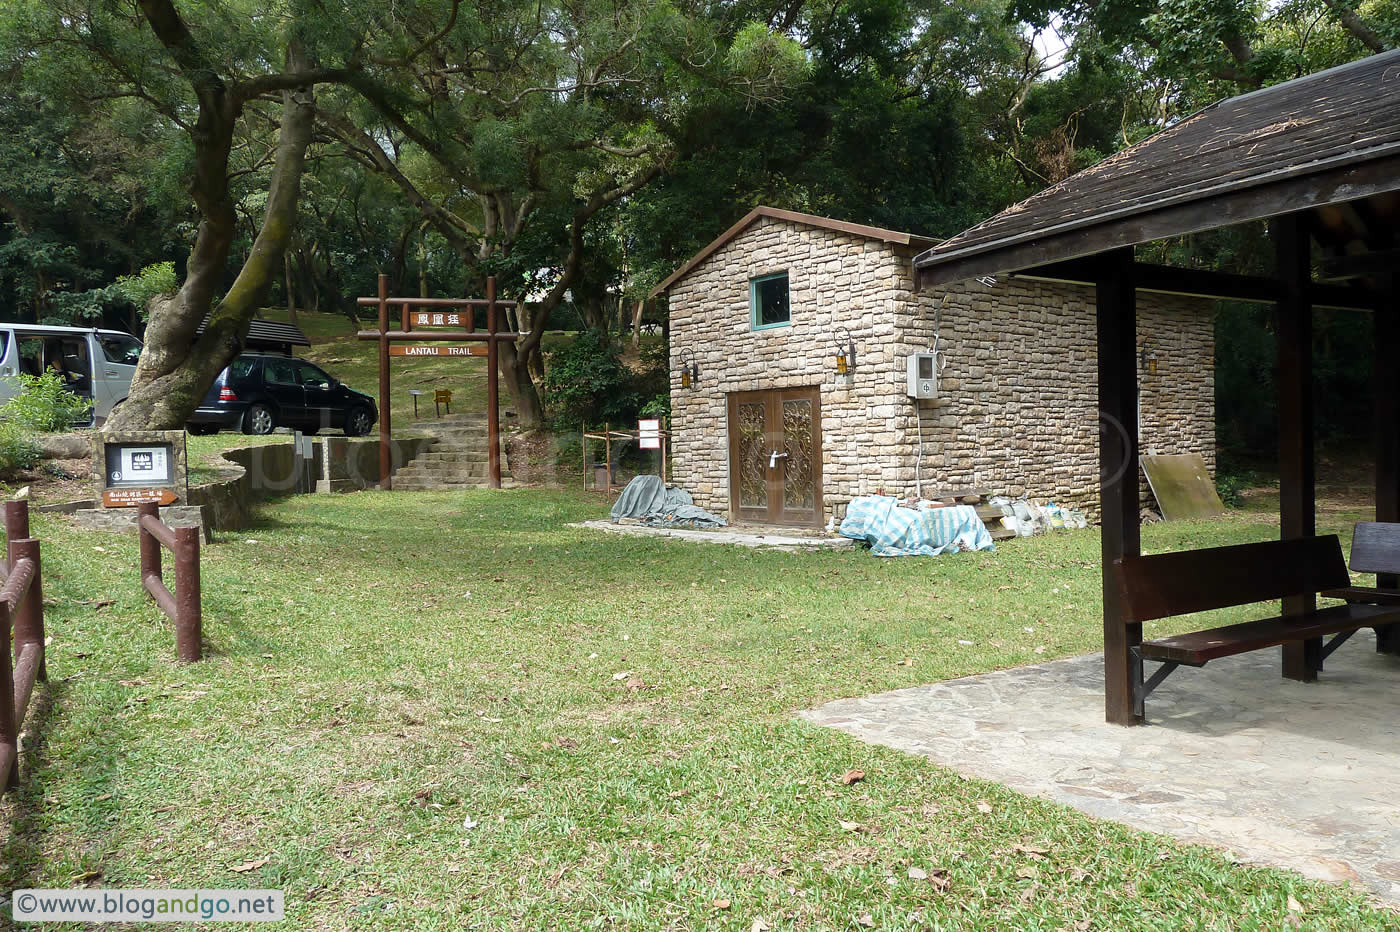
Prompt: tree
<box><xmin>310</xmin><ymin>0</ymin><xmax>808</xmax><ymax>426</ymax></box>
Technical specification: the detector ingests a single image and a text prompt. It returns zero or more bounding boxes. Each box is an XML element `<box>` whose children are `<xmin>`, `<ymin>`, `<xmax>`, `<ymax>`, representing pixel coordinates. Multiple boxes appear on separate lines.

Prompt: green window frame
<box><xmin>750</xmin><ymin>272</ymin><xmax>791</xmax><ymax>330</ymax></box>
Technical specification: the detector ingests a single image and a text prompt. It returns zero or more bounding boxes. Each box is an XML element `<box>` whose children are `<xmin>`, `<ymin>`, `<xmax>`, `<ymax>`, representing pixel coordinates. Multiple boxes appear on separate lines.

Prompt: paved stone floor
<box><xmin>574</xmin><ymin>520</ymin><xmax>855</xmax><ymax>551</ymax></box>
<box><xmin>802</xmin><ymin>631</ymin><xmax>1400</xmax><ymax>907</ymax></box>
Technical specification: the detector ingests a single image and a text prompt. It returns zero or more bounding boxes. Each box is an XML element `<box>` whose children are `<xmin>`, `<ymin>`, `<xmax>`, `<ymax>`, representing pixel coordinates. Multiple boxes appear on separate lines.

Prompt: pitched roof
<box><xmin>650</xmin><ymin>206</ymin><xmax>939</xmax><ymax>297</ymax></box>
<box><xmin>915</xmin><ymin>50</ymin><xmax>1400</xmax><ymax>286</ymax></box>
<box><xmin>197</xmin><ymin>316</ymin><xmax>311</xmax><ymax>349</ymax></box>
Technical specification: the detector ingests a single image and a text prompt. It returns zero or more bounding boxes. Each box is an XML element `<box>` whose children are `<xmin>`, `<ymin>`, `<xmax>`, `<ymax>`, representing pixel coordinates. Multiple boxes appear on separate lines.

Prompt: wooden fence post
<box><xmin>138</xmin><ymin>501</ymin><xmax>161</xmax><ymax>586</ymax></box>
<box><xmin>174</xmin><ymin>526</ymin><xmax>202</xmax><ymax>663</ymax></box>
<box><xmin>0</xmin><ymin>600</ymin><xmax>15</xmax><ymax>790</ymax></box>
<box><xmin>9</xmin><ymin>538</ymin><xmax>43</xmax><ymax>682</ymax></box>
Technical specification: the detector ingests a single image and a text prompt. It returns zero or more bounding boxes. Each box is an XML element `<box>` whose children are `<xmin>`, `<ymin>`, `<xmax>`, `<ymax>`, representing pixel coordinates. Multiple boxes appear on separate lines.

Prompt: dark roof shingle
<box><xmin>915</xmin><ymin>50</ymin><xmax>1400</xmax><ymax>284</ymax></box>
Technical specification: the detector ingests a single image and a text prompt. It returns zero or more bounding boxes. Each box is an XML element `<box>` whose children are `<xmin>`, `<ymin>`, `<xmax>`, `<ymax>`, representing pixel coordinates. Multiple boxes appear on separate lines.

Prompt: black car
<box><xmin>187</xmin><ymin>354</ymin><xmax>377</xmax><ymax>436</ymax></box>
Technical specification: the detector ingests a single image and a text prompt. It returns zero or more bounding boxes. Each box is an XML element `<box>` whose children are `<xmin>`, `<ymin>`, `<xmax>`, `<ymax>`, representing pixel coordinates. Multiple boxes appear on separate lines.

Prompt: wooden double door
<box><xmin>727</xmin><ymin>387</ymin><xmax>823</xmax><ymax>526</ymax></box>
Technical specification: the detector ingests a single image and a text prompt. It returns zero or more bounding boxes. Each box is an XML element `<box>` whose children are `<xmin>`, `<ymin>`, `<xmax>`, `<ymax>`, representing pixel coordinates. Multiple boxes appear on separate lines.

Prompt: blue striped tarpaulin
<box><xmin>838</xmin><ymin>497</ymin><xmax>995</xmax><ymax>557</ymax></box>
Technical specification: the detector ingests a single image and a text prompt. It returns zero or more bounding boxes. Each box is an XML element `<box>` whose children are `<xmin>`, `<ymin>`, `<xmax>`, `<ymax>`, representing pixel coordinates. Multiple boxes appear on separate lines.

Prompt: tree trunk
<box><xmin>105</xmin><ymin>44</ymin><xmax>317</xmax><ymax>430</ymax></box>
<box><xmin>630</xmin><ymin>299</ymin><xmax>645</xmax><ymax>347</ymax></box>
<box><xmin>284</xmin><ymin>253</ymin><xmax>298</xmax><ymax>324</ymax></box>
<box><xmin>496</xmin><ymin>340</ymin><xmax>545</xmax><ymax>426</ymax></box>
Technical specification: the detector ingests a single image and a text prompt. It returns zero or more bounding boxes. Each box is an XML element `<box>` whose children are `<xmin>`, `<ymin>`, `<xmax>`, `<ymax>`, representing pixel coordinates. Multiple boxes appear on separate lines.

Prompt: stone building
<box><xmin>652</xmin><ymin>207</ymin><xmax>1215</xmax><ymax>526</ymax></box>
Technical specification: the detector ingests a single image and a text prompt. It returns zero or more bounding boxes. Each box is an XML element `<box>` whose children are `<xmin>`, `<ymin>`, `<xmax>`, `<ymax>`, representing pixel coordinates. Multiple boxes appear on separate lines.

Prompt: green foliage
<box><xmin>1215</xmin><ymin>469</ymin><xmax>1262</xmax><ymax>508</ymax></box>
<box><xmin>2</xmin><ymin>372</ymin><xmax>94</xmax><ymax>433</ymax></box>
<box><xmin>0</xmin><ymin>420</ymin><xmax>40</xmax><ymax>476</ymax></box>
<box><xmin>541</xmin><ymin>330</ymin><xmax>668</xmax><ymax>431</ymax></box>
<box><xmin>113</xmin><ymin>262</ymin><xmax>179</xmax><ymax>320</ymax></box>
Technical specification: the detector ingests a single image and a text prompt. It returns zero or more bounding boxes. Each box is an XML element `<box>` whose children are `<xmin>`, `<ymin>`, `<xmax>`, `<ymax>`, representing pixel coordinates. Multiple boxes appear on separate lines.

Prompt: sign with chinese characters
<box><xmin>638</xmin><ymin>418</ymin><xmax>661</xmax><ymax>450</ymax></box>
<box><xmin>411</xmin><ymin>310</ymin><xmax>470</xmax><ymax>328</ymax></box>
<box><xmin>93</xmin><ymin>430</ymin><xmax>188</xmax><ymax>508</ymax></box>
<box><xmin>388</xmin><ymin>345</ymin><xmax>487</xmax><ymax>357</ymax></box>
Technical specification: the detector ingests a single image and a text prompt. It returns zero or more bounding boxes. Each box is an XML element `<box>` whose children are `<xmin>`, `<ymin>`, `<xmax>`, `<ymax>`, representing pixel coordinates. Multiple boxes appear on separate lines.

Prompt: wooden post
<box><xmin>1375</xmin><ymin>274</ymin><xmax>1400</xmax><ymax>654</ymax></box>
<box><xmin>377</xmin><ymin>274</ymin><xmax>392</xmax><ymax>490</ymax></box>
<box><xmin>3</xmin><ymin>500</ymin><xmax>28</xmax><ymax>575</ymax></box>
<box><xmin>0</xmin><ymin>600</ymin><xmax>14</xmax><ymax>790</ymax></box>
<box><xmin>1097</xmin><ymin>247</ymin><xmax>1142</xmax><ymax>725</ymax></box>
<box><xmin>138</xmin><ymin>501</ymin><xmax>161</xmax><ymax>589</ymax></box>
<box><xmin>174</xmin><ymin>526</ymin><xmax>202</xmax><ymax>663</ymax></box>
<box><xmin>486</xmin><ymin>276</ymin><xmax>502</xmax><ymax>489</ymax></box>
<box><xmin>1274</xmin><ymin>213</ymin><xmax>1320</xmax><ymax>680</ymax></box>
<box><xmin>9</xmin><ymin>538</ymin><xmax>43</xmax><ymax>682</ymax></box>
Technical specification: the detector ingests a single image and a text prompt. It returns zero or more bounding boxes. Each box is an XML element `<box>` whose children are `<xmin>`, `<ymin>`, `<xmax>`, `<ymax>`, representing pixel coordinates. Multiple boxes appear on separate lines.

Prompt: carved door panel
<box><xmin>727</xmin><ymin>388</ymin><xmax>823</xmax><ymax>525</ymax></box>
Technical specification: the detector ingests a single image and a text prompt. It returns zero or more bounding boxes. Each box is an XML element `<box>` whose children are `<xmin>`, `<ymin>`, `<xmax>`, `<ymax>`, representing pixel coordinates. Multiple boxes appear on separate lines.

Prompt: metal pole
<box><xmin>0</xmin><ymin>601</ymin><xmax>14</xmax><ymax>790</ymax></box>
<box><xmin>377</xmin><ymin>273</ymin><xmax>392</xmax><ymax>490</ymax></box>
<box><xmin>9</xmin><ymin>538</ymin><xmax>43</xmax><ymax>681</ymax></box>
<box><xmin>486</xmin><ymin>276</ymin><xmax>502</xmax><ymax>489</ymax></box>
<box><xmin>174</xmin><ymin>526</ymin><xmax>202</xmax><ymax>662</ymax></box>
<box><xmin>138</xmin><ymin>501</ymin><xmax>161</xmax><ymax>589</ymax></box>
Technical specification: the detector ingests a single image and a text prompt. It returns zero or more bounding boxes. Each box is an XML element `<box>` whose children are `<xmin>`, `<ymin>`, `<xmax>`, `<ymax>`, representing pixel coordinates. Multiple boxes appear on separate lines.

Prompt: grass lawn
<box><xmin>0</xmin><ymin>489</ymin><xmax>1392</xmax><ymax>929</ymax></box>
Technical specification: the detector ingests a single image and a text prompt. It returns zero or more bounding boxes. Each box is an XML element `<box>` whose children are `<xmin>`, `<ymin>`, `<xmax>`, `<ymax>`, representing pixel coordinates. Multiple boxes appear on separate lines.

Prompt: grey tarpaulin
<box><xmin>610</xmin><ymin>475</ymin><xmax>728</xmax><ymax>528</ymax></box>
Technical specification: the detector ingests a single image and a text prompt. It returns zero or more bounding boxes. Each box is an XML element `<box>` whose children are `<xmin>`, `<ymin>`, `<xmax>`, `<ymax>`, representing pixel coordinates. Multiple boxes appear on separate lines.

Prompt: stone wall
<box><xmin>905</xmin><ymin>279</ymin><xmax>1215</xmax><ymax>518</ymax></box>
<box><xmin>668</xmin><ymin>215</ymin><xmax>1216</xmax><ymax>524</ymax></box>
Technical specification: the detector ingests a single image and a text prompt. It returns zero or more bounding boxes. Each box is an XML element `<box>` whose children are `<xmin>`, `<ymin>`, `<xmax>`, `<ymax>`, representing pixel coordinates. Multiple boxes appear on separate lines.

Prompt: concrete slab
<box><xmin>573</xmin><ymin>520</ymin><xmax>855</xmax><ymax>551</ymax></box>
<box><xmin>802</xmin><ymin>632</ymin><xmax>1400</xmax><ymax>907</ymax></box>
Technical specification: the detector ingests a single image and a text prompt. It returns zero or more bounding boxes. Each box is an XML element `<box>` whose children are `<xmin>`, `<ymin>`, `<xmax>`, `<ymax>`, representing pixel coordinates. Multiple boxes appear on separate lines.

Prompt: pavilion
<box><xmin>912</xmin><ymin>49</ymin><xmax>1400</xmax><ymax>725</ymax></box>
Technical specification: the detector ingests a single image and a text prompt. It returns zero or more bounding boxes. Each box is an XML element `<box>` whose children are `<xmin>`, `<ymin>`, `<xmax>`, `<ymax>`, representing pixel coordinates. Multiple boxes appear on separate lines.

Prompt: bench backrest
<box><xmin>1348</xmin><ymin>522</ymin><xmax>1400</xmax><ymax>575</ymax></box>
<box><xmin>1113</xmin><ymin>535</ymin><xmax>1348</xmax><ymax>622</ymax></box>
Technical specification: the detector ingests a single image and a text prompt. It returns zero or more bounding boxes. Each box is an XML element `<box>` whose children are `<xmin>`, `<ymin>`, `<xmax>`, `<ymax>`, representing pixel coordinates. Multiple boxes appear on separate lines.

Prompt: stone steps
<box><xmin>391</xmin><ymin>419</ymin><xmax>505</xmax><ymax>490</ymax></box>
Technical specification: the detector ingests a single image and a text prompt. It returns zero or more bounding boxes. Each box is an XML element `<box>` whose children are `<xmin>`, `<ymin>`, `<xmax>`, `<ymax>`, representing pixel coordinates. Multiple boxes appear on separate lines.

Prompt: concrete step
<box><xmin>396</xmin><ymin>466</ymin><xmax>489</xmax><ymax>480</ymax></box>
<box><xmin>421</xmin><ymin>452</ymin><xmax>489</xmax><ymax>463</ymax></box>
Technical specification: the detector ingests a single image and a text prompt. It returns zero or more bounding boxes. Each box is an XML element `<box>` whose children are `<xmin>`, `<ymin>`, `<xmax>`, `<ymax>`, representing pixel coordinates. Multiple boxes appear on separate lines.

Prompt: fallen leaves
<box><xmin>975</xmin><ymin>801</ymin><xmax>993</xmax><ymax>814</ymax></box>
<box><xmin>839</xmin><ymin>769</ymin><xmax>865</xmax><ymax>786</ymax></box>
<box><xmin>838</xmin><ymin>819</ymin><xmax>864</xmax><ymax>833</ymax></box>
<box><xmin>750</xmin><ymin>918</ymin><xmax>770</xmax><ymax>932</ymax></box>
<box><xmin>856</xmin><ymin>913</ymin><xmax>875</xmax><ymax>927</ymax></box>
<box><xmin>907</xmin><ymin>866</ymin><xmax>928</xmax><ymax>880</ymax></box>
<box><xmin>712</xmin><ymin>898</ymin><xmax>731</xmax><ymax>911</ymax></box>
<box><xmin>229</xmin><ymin>857</ymin><xmax>268</xmax><ymax>873</ymax></box>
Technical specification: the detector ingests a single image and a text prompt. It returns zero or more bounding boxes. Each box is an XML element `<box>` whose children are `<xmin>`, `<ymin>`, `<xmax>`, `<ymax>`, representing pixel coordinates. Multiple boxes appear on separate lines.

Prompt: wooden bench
<box><xmin>1322</xmin><ymin>522</ymin><xmax>1400</xmax><ymax>654</ymax></box>
<box><xmin>1113</xmin><ymin>535</ymin><xmax>1400</xmax><ymax>719</ymax></box>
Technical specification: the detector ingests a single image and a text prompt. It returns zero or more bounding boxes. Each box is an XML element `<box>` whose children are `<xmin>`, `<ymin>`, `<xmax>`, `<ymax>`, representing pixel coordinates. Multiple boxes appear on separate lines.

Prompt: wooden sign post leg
<box><xmin>377</xmin><ymin>273</ymin><xmax>392</xmax><ymax>490</ymax></box>
<box><xmin>487</xmin><ymin>276</ymin><xmax>502</xmax><ymax>489</ymax></box>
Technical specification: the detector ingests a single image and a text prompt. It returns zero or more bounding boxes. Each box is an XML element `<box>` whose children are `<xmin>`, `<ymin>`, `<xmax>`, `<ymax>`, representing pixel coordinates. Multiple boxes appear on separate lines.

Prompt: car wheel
<box><xmin>243</xmin><ymin>403</ymin><xmax>277</xmax><ymax>435</ymax></box>
<box><xmin>344</xmin><ymin>406</ymin><xmax>374</xmax><ymax>437</ymax></box>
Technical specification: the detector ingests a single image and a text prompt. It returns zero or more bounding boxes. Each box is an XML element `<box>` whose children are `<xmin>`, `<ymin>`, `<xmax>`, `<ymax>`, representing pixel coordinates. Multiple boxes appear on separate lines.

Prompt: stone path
<box><xmin>802</xmin><ymin>632</ymin><xmax>1400</xmax><ymax>907</ymax></box>
<box><xmin>573</xmin><ymin>520</ymin><xmax>855</xmax><ymax>551</ymax></box>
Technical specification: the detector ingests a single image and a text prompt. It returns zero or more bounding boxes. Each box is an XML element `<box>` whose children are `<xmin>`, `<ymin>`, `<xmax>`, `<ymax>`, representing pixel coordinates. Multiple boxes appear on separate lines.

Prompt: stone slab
<box><xmin>573</xmin><ymin>520</ymin><xmax>855</xmax><ymax>551</ymax></box>
<box><xmin>802</xmin><ymin>633</ymin><xmax>1400</xmax><ymax>907</ymax></box>
<box><xmin>72</xmin><ymin>504</ymin><xmax>211</xmax><ymax>541</ymax></box>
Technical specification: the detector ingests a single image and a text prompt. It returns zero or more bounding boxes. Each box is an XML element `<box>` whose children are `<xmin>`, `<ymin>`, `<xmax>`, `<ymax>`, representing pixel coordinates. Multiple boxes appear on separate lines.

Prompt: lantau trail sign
<box><xmin>388</xmin><ymin>345</ymin><xmax>488</xmax><ymax>357</ymax></box>
<box><xmin>357</xmin><ymin>274</ymin><xmax>520</xmax><ymax>489</ymax></box>
<box><xmin>93</xmin><ymin>430</ymin><xmax>188</xmax><ymax>508</ymax></box>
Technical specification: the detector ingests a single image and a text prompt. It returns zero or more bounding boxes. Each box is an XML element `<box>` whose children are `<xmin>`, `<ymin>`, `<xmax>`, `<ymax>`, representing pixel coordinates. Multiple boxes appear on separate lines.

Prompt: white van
<box><xmin>0</xmin><ymin>325</ymin><xmax>143</xmax><ymax>424</ymax></box>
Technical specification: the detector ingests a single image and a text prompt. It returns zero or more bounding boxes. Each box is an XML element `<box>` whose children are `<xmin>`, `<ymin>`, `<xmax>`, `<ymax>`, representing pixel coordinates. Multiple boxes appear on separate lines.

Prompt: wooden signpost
<box><xmin>93</xmin><ymin>430</ymin><xmax>189</xmax><ymax>508</ymax></box>
<box><xmin>357</xmin><ymin>274</ymin><xmax>520</xmax><ymax>490</ymax></box>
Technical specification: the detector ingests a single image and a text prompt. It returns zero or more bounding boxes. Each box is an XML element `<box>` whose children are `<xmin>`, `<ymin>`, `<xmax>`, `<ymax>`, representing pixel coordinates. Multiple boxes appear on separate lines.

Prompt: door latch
<box><xmin>769</xmin><ymin>450</ymin><xmax>789</xmax><ymax>468</ymax></box>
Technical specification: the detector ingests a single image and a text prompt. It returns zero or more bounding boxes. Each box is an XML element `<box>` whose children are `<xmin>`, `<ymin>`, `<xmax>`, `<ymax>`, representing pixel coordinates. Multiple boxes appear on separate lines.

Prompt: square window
<box><xmin>751</xmin><ymin>273</ymin><xmax>790</xmax><ymax>329</ymax></box>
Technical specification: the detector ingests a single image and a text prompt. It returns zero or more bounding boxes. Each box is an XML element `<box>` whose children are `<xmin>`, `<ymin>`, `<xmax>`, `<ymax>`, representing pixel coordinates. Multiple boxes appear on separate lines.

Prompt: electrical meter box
<box><xmin>906</xmin><ymin>353</ymin><xmax>939</xmax><ymax>399</ymax></box>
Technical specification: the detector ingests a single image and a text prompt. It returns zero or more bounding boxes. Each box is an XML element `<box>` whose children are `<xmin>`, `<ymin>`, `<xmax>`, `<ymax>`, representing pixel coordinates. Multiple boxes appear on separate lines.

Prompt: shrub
<box><xmin>3</xmin><ymin>372</ymin><xmax>94</xmax><ymax>432</ymax></box>
<box><xmin>541</xmin><ymin>329</ymin><xmax>644</xmax><ymax>431</ymax></box>
<box><xmin>0</xmin><ymin>421</ymin><xmax>40</xmax><ymax>477</ymax></box>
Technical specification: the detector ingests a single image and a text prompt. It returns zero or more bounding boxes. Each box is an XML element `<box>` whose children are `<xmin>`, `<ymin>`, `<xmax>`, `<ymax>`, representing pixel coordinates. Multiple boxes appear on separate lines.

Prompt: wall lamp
<box><xmin>834</xmin><ymin>327</ymin><xmax>856</xmax><ymax>375</ymax></box>
<box><xmin>1139</xmin><ymin>344</ymin><xmax>1159</xmax><ymax>376</ymax></box>
<box><xmin>678</xmin><ymin>347</ymin><xmax>700</xmax><ymax>389</ymax></box>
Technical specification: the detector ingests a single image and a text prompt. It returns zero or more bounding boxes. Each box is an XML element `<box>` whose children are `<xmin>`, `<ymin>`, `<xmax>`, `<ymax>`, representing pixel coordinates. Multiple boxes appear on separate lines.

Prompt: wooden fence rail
<box><xmin>0</xmin><ymin>500</ymin><xmax>45</xmax><ymax>791</ymax></box>
<box><xmin>137</xmin><ymin>502</ymin><xmax>202</xmax><ymax>663</ymax></box>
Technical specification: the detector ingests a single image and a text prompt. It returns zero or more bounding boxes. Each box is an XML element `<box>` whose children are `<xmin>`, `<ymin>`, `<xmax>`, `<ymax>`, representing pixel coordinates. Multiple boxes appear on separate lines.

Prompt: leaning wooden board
<box><xmin>1141</xmin><ymin>453</ymin><xmax>1226</xmax><ymax>521</ymax></box>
